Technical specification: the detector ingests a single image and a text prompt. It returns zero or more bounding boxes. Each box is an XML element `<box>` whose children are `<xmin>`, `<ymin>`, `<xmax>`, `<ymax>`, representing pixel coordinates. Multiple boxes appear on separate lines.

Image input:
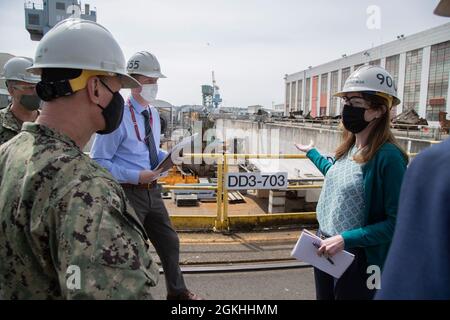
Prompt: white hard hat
<box><xmin>1</xmin><ymin>56</ymin><xmax>40</xmax><ymax>84</ymax></box>
<box><xmin>28</xmin><ymin>18</ymin><xmax>140</xmax><ymax>89</ymax></box>
<box><xmin>127</xmin><ymin>51</ymin><xmax>166</xmax><ymax>78</ymax></box>
<box><xmin>335</xmin><ymin>65</ymin><xmax>400</xmax><ymax>107</ymax></box>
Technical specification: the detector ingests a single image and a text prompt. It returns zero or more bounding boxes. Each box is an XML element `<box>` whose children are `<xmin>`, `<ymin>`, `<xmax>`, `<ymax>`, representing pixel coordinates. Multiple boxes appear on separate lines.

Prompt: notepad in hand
<box><xmin>150</xmin><ymin>133</ymin><xmax>200</xmax><ymax>181</ymax></box>
<box><xmin>291</xmin><ymin>229</ymin><xmax>355</xmax><ymax>279</ymax></box>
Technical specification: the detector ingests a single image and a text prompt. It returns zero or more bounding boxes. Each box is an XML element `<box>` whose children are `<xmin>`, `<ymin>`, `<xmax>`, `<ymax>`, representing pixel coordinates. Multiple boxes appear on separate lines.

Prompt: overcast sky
<box><xmin>0</xmin><ymin>0</ymin><xmax>448</xmax><ymax>107</ymax></box>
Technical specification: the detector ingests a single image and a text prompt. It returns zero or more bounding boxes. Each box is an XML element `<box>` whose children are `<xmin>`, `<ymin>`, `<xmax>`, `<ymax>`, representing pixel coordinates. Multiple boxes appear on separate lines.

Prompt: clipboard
<box><xmin>151</xmin><ymin>133</ymin><xmax>199</xmax><ymax>181</ymax></box>
<box><xmin>291</xmin><ymin>229</ymin><xmax>355</xmax><ymax>279</ymax></box>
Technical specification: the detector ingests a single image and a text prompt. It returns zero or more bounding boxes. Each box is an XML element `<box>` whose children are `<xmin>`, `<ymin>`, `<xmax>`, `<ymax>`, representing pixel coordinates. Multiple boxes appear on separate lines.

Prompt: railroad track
<box><xmin>159</xmin><ymin>259</ymin><xmax>312</xmax><ymax>274</ymax></box>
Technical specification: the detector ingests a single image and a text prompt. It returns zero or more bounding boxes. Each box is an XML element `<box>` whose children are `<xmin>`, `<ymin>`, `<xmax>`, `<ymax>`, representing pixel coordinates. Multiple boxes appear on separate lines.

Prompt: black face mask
<box><xmin>19</xmin><ymin>94</ymin><xmax>41</xmax><ymax>111</ymax></box>
<box><xmin>95</xmin><ymin>79</ymin><xmax>124</xmax><ymax>135</ymax></box>
<box><xmin>342</xmin><ymin>104</ymin><xmax>371</xmax><ymax>134</ymax></box>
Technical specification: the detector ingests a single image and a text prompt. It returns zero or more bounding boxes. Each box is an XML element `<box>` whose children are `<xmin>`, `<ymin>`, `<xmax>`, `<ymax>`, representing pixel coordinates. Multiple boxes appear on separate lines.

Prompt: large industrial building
<box><xmin>284</xmin><ymin>22</ymin><xmax>450</xmax><ymax>124</ymax></box>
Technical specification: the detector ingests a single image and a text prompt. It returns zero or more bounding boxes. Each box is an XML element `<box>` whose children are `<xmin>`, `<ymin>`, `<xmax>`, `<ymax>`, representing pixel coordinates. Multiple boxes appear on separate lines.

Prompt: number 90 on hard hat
<box><xmin>334</xmin><ymin>65</ymin><xmax>401</xmax><ymax>108</ymax></box>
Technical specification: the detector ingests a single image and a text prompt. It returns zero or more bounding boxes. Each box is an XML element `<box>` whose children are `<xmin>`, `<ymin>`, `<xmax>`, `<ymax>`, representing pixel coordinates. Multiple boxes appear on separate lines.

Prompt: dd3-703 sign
<box><xmin>226</xmin><ymin>172</ymin><xmax>288</xmax><ymax>190</ymax></box>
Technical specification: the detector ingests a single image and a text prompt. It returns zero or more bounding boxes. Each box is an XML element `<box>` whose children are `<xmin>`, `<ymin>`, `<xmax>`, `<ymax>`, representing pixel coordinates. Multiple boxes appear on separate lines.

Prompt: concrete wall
<box><xmin>216</xmin><ymin>119</ymin><xmax>436</xmax><ymax>156</ymax></box>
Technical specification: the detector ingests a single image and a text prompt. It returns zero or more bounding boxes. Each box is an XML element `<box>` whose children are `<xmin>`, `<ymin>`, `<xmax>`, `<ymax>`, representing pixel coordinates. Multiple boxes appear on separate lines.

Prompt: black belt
<box><xmin>121</xmin><ymin>181</ymin><xmax>158</xmax><ymax>190</ymax></box>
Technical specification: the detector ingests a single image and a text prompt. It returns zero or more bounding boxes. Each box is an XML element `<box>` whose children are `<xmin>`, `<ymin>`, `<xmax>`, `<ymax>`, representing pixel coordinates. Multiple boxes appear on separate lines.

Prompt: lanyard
<box><xmin>127</xmin><ymin>99</ymin><xmax>152</xmax><ymax>142</ymax></box>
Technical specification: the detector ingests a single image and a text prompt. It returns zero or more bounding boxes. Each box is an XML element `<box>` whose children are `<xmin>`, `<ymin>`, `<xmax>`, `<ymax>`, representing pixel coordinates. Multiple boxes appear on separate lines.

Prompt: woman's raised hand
<box><xmin>295</xmin><ymin>140</ymin><xmax>314</xmax><ymax>153</ymax></box>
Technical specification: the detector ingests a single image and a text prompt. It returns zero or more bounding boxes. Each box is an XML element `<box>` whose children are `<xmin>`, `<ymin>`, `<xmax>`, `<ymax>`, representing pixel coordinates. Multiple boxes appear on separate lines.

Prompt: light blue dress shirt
<box><xmin>90</xmin><ymin>95</ymin><xmax>168</xmax><ymax>184</ymax></box>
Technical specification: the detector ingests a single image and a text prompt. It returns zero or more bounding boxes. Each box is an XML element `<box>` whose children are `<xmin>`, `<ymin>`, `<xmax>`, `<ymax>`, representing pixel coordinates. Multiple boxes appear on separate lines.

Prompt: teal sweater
<box><xmin>307</xmin><ymin>143</ymin><xmax>407</xmax><ymax>269</ymax></box>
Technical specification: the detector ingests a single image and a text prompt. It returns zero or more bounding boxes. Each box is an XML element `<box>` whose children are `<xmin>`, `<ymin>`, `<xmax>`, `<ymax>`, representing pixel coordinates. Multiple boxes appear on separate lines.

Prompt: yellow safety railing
<box><xmin>161</xmin><ymin>153</ymin><xmax>325</xmax><ymax>231</ymax></box>
<box><xmin>160</xmin><ymin>149</ymin><xmax>426</xmax><ymax>231</ymax></box>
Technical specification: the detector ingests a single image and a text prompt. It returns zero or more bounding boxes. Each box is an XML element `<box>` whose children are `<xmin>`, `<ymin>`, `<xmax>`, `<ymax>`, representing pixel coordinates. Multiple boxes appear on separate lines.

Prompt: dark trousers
<box><xmin>124</xmin><ymin>186</ymin><xmax>186</xmax><ymax>295</ymax></box>
<box><xmin>314</xmin><ymin>246</ymin><xmax>376</xmax><ymax>300</ymax></box>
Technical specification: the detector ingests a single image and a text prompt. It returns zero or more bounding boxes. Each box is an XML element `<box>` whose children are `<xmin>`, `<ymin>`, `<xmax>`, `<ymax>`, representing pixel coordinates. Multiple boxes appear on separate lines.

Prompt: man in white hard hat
<box><xmin>0</xmin><ymin>56</ymin><xmax>41</xmax><ymax>145</ymax></box>
<box><xmin>0</xmin><ymin>19</ymin><xmax>159</xmax><ymax>299</ymax></box>
<box><xmin>91</xmin><ymin>51</ymin><xmax>201</xmax><ymax>300</ymax></box>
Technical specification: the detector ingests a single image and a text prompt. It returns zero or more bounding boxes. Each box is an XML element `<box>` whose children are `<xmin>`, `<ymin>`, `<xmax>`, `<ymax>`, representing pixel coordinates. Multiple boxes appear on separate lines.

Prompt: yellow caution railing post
<box><xmin>214</xmin><ymin>155</ymin><xmax>224</xmax><ymax>232</ymax></box>
<box><xmin>222</xmin><ymin>153</ymin><xmax>230</xmax><ymax>231</ymax></box>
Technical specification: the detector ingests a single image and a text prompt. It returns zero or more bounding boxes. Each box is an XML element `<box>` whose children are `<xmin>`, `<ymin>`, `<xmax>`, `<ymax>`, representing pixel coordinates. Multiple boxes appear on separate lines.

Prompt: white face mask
<box><xmin>140</xmin><ymin>83</ymin><xmax>158</xmax><ymax>103</ymax></box>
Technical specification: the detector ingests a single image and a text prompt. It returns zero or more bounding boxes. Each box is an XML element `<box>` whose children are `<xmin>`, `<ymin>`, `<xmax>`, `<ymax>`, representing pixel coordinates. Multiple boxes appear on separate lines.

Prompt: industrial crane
<box><xmin>211</xmin><ymin>71</ymin><xmax>222</xmax><ymax>108</ymax></box>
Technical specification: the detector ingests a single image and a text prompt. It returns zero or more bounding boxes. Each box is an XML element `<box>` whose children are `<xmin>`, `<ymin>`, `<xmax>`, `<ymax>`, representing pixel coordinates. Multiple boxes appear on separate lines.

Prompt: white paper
<box><xmin>291</xmin><ymin>229</ymin><xmax>355</xmax><ymax>279</ymax></box>
<box><xmin>151</xmin><ymin>133</ymin><xmax>199</xmax><ymax>181</ymax></box>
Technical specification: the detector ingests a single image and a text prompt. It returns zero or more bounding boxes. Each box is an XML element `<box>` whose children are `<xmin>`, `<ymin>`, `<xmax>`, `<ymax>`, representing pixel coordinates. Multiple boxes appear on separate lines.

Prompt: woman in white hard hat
<box><xmin>296</xmin><ymin>65</ymin><xmax>408</xmax><ymax>300</ymax></box>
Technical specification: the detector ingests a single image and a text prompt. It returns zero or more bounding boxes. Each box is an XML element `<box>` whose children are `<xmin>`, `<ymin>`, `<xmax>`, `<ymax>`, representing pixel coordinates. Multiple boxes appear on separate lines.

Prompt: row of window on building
<box><xmin>286</xmin><ymin>40</ymin><xmax>450</xmax><ymax>121</ymax></box>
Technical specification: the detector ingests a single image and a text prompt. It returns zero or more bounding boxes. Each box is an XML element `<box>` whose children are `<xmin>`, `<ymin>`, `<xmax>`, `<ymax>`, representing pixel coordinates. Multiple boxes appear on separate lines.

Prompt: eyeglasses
<box><xmin>341</xmin><ymin>96</ymin><xmax>370</xmax><ymax>109</ymax></box>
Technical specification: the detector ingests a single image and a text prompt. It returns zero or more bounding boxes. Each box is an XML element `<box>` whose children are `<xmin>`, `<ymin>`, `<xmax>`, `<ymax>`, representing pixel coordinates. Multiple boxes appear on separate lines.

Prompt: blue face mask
<box><xmin>95</xmin><ymin>79</ymin><xmax>124</xmax><ymax>135</ymax></box>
